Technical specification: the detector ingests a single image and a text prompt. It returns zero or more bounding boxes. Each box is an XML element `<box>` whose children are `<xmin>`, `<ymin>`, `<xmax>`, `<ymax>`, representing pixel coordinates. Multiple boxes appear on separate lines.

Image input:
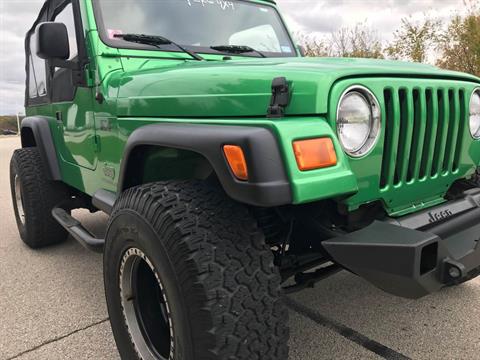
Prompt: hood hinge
<box><xmin>267</xmin><ymin>77</ymin><xmax>291</xmax><ymax>118</ymax></box>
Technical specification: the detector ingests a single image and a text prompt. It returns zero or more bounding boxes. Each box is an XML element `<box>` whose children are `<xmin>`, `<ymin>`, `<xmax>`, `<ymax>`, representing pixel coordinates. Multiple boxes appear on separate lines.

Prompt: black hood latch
<box><xmin>267</xmin><ymin>77</ymin><xmax>291</xmax><ymax>118</ymax></box>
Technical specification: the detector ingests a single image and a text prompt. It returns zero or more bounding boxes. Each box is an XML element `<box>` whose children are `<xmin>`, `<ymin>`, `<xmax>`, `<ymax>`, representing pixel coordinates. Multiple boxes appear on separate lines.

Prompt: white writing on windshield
<box><xmin>186</xmin><ymin>0</ymin><xmax>235</xmax><ymax>11</ymax></box>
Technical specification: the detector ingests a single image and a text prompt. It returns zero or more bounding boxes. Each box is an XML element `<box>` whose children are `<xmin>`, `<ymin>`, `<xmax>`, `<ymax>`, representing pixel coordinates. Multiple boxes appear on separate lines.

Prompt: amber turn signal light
<box><xmin>293</xmin><ymin>138</ymin><xmax>337</xmax><ymax>171</ymax></box>
<box><xmin>223</xmin><ymin>145</ymin><xmax>249</xmax><ymax>181</ymax></box>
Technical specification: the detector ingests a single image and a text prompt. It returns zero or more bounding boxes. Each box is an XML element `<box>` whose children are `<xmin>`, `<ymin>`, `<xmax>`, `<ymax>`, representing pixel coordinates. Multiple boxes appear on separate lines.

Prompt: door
<box><xmin>50</xmin><ymin>1</ymin><xmax>97</xmax><ymax>170</ymax></box>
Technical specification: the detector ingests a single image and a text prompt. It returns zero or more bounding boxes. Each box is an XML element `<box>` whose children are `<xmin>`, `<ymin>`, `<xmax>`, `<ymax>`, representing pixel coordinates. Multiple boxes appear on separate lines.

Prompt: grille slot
<box><xmin>394</xmin><ymin>89</ymin><xmax>409</xmax><ymax>185</ymax></box>
<box><xmin>431</xmin><ymin>89</ymin><xmax>445</xmax><ymax>177</ymax></box>
<box><xmin>453</xmin><ymin>90</ymin><xmax>467</xmax><ymax>172</ymax></box>
<box><xmin>406</xmin><ymin>89</ymin><xmax>422</xmax><ymax>183</ymax></box>
<box><xmin>380</xmin><ymin>87</ymin><xmax>466</xmax><ymax>190</ymax></box>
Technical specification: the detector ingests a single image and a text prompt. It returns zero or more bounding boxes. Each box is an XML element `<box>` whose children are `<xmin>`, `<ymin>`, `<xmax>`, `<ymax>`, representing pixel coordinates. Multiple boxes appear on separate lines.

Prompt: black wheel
<box><xmin>10</xmin><ymin>147</ymin><xmax>69</xmax><ymax>248</ymax></box>
<box><xmin>104</xmin><ymin>181</ymin><xmax>289</xmax><ymax>360</ymax></box>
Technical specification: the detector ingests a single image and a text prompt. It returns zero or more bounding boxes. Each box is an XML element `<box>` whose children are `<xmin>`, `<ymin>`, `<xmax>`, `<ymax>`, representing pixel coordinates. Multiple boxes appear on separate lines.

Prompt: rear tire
<box><xmin>10</xmin><ymin>147</ymin><xmax>69</xmax><ymax>248</ymax></box>
<box><xmin>104</xmin><ymin>181</ymin><xmax>289</xmax><ymax>360</ymax></box>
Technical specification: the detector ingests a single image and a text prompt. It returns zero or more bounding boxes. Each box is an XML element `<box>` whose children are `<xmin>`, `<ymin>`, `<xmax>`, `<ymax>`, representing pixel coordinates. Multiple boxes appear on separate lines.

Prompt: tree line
<box><xmin>0</xmin><ymin>116</ymin><xmax>20</xmax><ymax>134</ymax></box>
<box><xmin>295</xmin><ymin>1</ymin><xmax>480</xmax><ymax>77</ymax></box>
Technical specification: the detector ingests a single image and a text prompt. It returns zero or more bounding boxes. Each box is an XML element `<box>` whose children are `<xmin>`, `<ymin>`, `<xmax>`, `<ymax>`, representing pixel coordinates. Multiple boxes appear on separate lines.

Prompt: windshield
<box><xmin>94</xmin><ymin>0</ymin><xmax>296</xmax><ymax>58</ymax></box>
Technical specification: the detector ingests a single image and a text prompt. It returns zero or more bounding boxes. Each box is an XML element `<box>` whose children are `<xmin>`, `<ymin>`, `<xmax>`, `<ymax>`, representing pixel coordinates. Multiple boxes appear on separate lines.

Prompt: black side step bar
<box><xmin>52</xmin><ymin>207</ymin><xmax>105</xmax><ymax>253</ymax></box>
<box><xmin>92</xmin><ymin>189</ymin><xmax>116</xmax><ymax>215</ymax></box>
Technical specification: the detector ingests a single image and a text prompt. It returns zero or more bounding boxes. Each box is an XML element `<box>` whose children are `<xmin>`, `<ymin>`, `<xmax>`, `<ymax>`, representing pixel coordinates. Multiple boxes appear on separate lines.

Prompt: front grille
<box><xmin>380</xmin><ymin>86</ymin><xmax>468</xmax><ymax>189</ymax></box>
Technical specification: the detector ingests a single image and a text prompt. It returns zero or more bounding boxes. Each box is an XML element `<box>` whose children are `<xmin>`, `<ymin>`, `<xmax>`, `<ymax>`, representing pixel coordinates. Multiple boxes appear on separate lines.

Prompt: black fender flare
<box><xmin>21</xmin><ymin>116</ymin><xmax>62</xmax><ymax>181</ymax></box>
<box><xmin>118</xmin><ymin>123</ymin><xmax>293</xmax><ymax>207</ymax></box>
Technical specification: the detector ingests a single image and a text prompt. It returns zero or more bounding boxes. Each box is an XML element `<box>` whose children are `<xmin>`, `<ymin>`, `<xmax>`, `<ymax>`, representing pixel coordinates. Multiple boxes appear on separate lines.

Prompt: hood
<box><xmin>111</xmin><ymin>57</ymin><xmax>480</xmax><ymax>118</ymax></box>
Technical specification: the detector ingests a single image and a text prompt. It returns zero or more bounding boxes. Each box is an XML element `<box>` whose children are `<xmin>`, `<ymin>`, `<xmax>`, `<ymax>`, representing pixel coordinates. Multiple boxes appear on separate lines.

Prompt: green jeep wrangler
<box><xmin>11</xmin><ymin>0</ymin><xmax>480</xmax><ymax>358</ymax></box>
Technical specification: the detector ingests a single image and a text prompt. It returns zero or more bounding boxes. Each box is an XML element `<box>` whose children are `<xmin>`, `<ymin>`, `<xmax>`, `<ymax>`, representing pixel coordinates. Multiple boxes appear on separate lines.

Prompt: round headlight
<box><xmin>337</xmin><ymin>87</ymin><xmax>381</xmax><ymax>157</ymax></box>
<box><xmin>470</xmin><ymin>89</ymin><xmax>480</xmax><ymax>139</ymax></box>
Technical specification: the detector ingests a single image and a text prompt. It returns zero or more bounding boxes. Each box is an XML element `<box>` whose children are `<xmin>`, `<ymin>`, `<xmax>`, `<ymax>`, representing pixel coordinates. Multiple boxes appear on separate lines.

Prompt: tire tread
<box><xmin>110</xmin><ymin>181</ymin><xmax>289</xmax><ymax>360</ymax></box>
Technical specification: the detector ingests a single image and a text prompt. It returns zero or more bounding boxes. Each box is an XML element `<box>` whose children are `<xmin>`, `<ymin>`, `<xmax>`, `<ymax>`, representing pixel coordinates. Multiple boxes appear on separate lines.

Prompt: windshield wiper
<box><xmin>114</xmin><ymin>33</ymin><xmax>204</xmax><ymax>61</ymax></box>
<box><xmin>210</xmin><ymin>45</ymin><xmax>266</xmax><ymax>58</ymax></box>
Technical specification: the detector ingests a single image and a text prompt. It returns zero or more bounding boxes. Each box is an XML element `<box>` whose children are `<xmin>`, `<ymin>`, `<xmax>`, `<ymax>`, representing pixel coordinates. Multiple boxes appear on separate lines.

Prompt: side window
<box><xmin>28</xmin><ymin>35</ymin><xmax>47</xmax><ymax>99</ymax></box>
<box><xmin>54</xmin><ymin>4</ymin><xmax>78</xmax><ymax>61</ymax></box>
<box><xmin>26</xmin><ymin>2</ymin><xmax>82</xmax><ymax>104</ymax></box>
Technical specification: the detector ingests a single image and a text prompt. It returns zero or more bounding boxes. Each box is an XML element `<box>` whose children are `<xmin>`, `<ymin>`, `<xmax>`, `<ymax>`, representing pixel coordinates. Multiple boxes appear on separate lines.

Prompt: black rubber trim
<box><xmin>21</xmin><ymin>116</ymin><xmax>61</xmax><ymax>181</ymax></box>
<box><xmin>118</xmin><ymin>123</ymin><xmax>292</xmax><ymax>207</ymax></box>
<box><xmin>92</xmin><ymin>189</ymin><xmax>117</xmax><ymax>214</ymax></box>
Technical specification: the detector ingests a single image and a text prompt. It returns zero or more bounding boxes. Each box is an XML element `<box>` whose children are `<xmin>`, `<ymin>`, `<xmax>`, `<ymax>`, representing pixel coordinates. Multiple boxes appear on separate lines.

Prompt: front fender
<box><xmin>118</xmin><ymin>123</ymin><xmax>292</xmax><ymax>207</ymax></box>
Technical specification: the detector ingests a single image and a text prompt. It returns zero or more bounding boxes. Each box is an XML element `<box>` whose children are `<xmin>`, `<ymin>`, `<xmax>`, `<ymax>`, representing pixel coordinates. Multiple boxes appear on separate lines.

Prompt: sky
<box><xmin>0</xmin><ymin>0</ymin><xmax>466</xmax><ymax>115</ymax></box>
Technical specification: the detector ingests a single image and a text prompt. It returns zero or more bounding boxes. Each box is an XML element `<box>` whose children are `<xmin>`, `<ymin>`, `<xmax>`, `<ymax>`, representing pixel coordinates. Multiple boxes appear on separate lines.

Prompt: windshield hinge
<box><xmin>267</xmin><ymin>77</ymin><xmax>291</xmax><ymax>118</ymax></box>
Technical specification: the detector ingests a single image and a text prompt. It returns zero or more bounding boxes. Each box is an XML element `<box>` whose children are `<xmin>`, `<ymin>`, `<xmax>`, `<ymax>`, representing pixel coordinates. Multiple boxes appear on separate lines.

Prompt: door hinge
<box><xmin>93</xmin><ymin>135</ymin><xmax>101</xmax><ymax>153</ymax></box>
<box><xmin>267</xmin><ymin>77</ymin><xmax>291</xmax><ymax>118</ymax></box>
<box><xmin>55</xmin><ymin>111</ymin><xmax>63</xmax><ymax>123</ymax></box>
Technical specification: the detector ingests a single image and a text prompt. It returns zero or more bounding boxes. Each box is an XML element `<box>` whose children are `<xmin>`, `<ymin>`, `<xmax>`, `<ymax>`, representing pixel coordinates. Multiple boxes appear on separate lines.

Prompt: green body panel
<box><xmin>25</xmin><ymin>0</ymin><xmax>480</xmax><ymax>217</ymax></box>
<box><xmin>111</xmin><ymin>57</ymin><xmax>479</xmax><ymax>118</ymax></box>
<box><xmin>54</xmin><ymin>88</ymin><xmax>97</xmax><ymax>170</ymax></box>
<box><xmin>115</xmin><ymin>117</ymin><xmax>359</xmax><ymax>203</ymax></box>
<box><xmin>328</xmin><ymin>78</ymin><xmax>480</xmax><ymax>216</ymax></box>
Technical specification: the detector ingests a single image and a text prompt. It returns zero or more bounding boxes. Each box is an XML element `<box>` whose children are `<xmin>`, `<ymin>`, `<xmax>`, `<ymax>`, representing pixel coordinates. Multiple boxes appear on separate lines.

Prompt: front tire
<box><xmin>104</xmin><ymin>181</ymin><xmax>289</xmax><ymax>360</ymax></box>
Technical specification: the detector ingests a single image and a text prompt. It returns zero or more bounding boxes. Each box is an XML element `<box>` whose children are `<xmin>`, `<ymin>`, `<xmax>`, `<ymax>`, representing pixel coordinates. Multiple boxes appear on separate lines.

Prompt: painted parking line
<box><xmin>285</xmin><ymin>297</ymin><xmax>411</xmax><ymax>360</ymax></box>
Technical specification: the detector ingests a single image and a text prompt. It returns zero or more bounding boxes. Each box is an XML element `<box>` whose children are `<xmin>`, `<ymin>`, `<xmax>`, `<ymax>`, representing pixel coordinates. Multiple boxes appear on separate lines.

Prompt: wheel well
<box><xmin>21</xmin><ymin>127</ymin><xmax>36</xmax><ymax>147</ymax></box>
<box><xmin>121</xmin><ymin>145</ymin><xmax>216</xmax><ymax>190</ymax></box>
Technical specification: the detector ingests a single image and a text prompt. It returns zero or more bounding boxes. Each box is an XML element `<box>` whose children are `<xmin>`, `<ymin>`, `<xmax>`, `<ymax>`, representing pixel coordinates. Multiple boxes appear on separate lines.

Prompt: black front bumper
<box><xmin>323</xmin><ymin>189</ymin><xmax>480</xmax><ymax>299</ymax></box>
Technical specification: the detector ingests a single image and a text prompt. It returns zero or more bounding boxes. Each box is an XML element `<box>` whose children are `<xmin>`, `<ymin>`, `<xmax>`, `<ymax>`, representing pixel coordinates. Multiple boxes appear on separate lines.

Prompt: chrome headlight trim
<box><xmin>336</xmin><ymin>85</ymin><xmax>382</xmax><ymax>158</ymax></box>
<box><xmin>469</xmin><ymin>87</ymin><xmax>480</xmax><ymax>140</ymax></box>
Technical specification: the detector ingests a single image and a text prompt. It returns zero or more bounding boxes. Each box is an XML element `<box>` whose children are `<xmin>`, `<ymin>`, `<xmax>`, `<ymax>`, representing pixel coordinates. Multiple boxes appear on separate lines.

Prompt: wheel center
<box><xmin>119</xmin><ymin>248</ymin><xmax>174</xmax><ymax>360</ymax></box>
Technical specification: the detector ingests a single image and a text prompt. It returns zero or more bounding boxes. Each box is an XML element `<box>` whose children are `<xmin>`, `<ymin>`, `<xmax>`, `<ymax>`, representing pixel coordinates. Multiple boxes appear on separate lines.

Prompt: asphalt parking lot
<box><xmin>1</xmin><ymin>136</ymin><xmax>480</xmax><ymax>360</ymax></box>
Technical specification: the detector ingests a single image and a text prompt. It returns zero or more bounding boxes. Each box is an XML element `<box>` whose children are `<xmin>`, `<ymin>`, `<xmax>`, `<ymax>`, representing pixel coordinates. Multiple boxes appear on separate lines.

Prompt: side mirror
<box><xmin>36</xmin><ymin>22</ymin><xmax>70</xmax><ymax>60</ymax></box>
